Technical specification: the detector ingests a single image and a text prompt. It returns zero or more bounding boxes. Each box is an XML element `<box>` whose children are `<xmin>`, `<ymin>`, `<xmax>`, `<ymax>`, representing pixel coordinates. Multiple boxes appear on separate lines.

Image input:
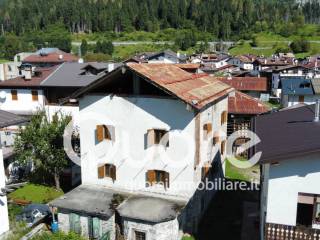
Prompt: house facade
<box><xmin>280</xmin><ymin>76</ymin><xmax>320</xmax><ymax>108</ymax></box>
<box><xmin>256</xmin><ymin>104</ymin><xmax>320</xmax><ymax>239</ymax></box>
<box><xmin>228</xmin><ymin>55</ymin><xmax>255</xmax><ymax>71</ymax></box>
<box><xmin>50</xmin><ymin>63</ymin><xmax>234</xmax><ymax>239</ymax></box>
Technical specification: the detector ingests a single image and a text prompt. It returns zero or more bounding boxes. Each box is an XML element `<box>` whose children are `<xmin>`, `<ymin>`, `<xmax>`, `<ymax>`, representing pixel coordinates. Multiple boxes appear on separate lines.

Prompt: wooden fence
<box><xmin>265</xmin><ymin>223</ymin><xmax>320</xmax><ymax>240</ymax></box>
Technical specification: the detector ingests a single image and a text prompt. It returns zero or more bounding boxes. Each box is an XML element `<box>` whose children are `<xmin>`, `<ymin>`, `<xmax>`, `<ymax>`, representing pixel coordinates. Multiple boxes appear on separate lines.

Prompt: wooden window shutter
<box><xmin>110</xmin><ymin>165</ymin><xmax>116</xmax><ymax>181</ymax></box>
<box><xmin>147</xmin><ymin>170</ymin><xmax>156</xmax><ymax>186</ymax></box>
<box><xmin>206</xmin><ymin>123</ymin><xmax>212</xmax><ymax>133</ymax></box>
<box><xmin>147</xmin><ymin>129</ymin><xmax>155</xmax><ymax>147</ymax></box>
<box><xmin>96</xmin><ymin>125</ymin><xmax>104</xmax><ymax>142</ymax></box>
<box><xmin>202</xmin><ymin>164</ymin><xmax>210</xmax><ymax>179</ymax></box>
<box><xmin>98</xmin><ymin>165</ymin><xmax>105</xmax><ymax>179</ymax></box>
<box><xmin>11</xmin><ymin>90</ymin><xmax>18</xmax><ymax>100</ymax></box>
<box><xmin>31</xmin><ymin>90</ymin><xmax>38</xmax><ymax>101</ymax></box>
<box><xmin>164</xmin><ymin>171</ymin><xmax>170</xmax><ymax>189</ymax></box>
<box><xmin>221</xmin><ymin>140</ymin><xmax>226</xmax><ymax>155</ymax></box>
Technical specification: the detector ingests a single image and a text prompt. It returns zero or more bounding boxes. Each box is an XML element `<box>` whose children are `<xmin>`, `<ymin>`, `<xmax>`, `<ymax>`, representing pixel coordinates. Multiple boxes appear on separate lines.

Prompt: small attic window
<box><xmin>299</xmin><ymin>81</ymin><xmax>311</xmax><ymax>89</ymax></box>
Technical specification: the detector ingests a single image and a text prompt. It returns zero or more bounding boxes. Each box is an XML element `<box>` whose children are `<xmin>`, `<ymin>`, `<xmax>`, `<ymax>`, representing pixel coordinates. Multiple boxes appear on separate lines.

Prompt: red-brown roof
<box><xmin>127</xmin><ymin>63</ymin><xmax>234</xmax><ymax>109</ymax></box>
<box><xmin>23</xmin><ymin>52</ymin><xmax>79</xmax><ymax>63</ymax></box>
<box><xmin>0</xmin><ymin>67</ymin><xmax>57</xmax><ymax>87</ymax></box>
<box><xmin>218</xmin><ymin>76</ymin><xmax>268</xmax><ymax>92</ymax></box>
<box><xmin>174</xmin><ymin>63</ymin><xmax>200</xmax><ymax>70</ymax></box>
<box><xmin>228</xmin><ymin>91</ymin><xmax>270</xmax><ymax>115</ymax></box>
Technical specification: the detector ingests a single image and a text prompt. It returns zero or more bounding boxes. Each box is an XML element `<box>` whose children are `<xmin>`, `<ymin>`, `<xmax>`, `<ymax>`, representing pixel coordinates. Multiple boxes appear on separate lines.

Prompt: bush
<box><xmin>290</xmin><ymin>39</ymin><xmax>310</xmax><ymax>53</ymax></box>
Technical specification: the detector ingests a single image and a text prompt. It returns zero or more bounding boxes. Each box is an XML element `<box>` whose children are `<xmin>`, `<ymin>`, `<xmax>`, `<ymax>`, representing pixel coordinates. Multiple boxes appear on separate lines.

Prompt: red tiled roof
<box><xmin>0</xmin><ymin>67</ymin><xmax>57</xmax><ymax>87</ymax></box>
<box><xmin>127</xmin><ymin>63</ymin><xmax>234</xmax><ymax>109</ymax></box>
<box><xmin>218</xmin><ymin>76</ymin><xmax>268</xmax><ymax>92</ymax></box>
<box><xmin>228</xmin><ymin>91</ymin><xmax>270</xmax><ymax>115</ymax></box>
<box><xmin>23</xmin><ymin>52</ymin><xmax>79</xmax><ymax>63</ymax></box>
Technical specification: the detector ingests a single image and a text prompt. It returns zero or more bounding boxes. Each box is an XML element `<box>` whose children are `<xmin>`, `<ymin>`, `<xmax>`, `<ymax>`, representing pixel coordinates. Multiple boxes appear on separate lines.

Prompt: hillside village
<box><xmin>0</xmin><ymin>47</ymin><xmax>319</xmax><ymax>240</ymax></box>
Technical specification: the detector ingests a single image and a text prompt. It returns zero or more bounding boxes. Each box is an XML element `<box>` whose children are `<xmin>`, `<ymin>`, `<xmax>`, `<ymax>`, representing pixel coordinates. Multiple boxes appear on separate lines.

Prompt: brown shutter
<box><xmin>147</xmin><ymin>129</ymin><xmax>155</xmax><ymax>147</ymax></box>
<box><xmin>98</xmin><ymin>165</ymin><xmax>105</xmax><ymax>179</ymax></box>
<box><xmin>147</xmin><ymin>170</ymin><xmax>156</xmax><ymax>186</ymax></box>
<box><xmin>96</xmin><ymin>125</ymin><xmax>104</xmax><ymax>142</ymax></box>
<box><xmin>206</xmin><ymin>123</ymin><xmax>212</xmax><ymax>133</ymax></box>
<box><xmin>31</xmin><ymin>90</ymin><xmax>38</xmax><ymax>101</ymax></box>
<box><xmin>221</xmin><ymin>140</ymin><xmax>226</xmax><ymax>155</ymax></box>
<box><xmin>164</xmin><ymin>171</ymin><xmax>170</xmax><ymax>189</ymax></box>
<box><xmin>110</xmin><ymin>165</ymin><xmax>116</xmax><ymax>181</ymax></box>
<box><xmin>11</xmin><ymin>90</ymin><xmax>18</xmax><ymax>101</ymax></box>
<box><xmin>224</xmin><ymin>111</ymin><xmax>228</xmax><ymax>124</ymax></box>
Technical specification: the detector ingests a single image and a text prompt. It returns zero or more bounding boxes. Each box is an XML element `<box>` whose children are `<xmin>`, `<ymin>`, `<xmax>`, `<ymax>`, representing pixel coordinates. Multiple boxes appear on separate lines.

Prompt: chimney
<box><xmin>315</xmin><ymin>99</ymin><xmax>320</xmax><ymax>122</ymax></box>
<box><xmin>108</xmin><ymin>63</ymin><xmax>115</xmax><ymax>72</ymax></box>
<box><xmin>59</xmin><ymin>54</ymin><xmax>63</xmax><ymax>60</ymax></box>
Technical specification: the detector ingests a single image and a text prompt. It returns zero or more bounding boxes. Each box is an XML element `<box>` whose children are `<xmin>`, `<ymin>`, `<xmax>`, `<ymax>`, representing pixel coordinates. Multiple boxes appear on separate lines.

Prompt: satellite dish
<box><xmin>0</xmin><ymin>91</ymin><xmax>6</xmax><ymax>100</ymax></box>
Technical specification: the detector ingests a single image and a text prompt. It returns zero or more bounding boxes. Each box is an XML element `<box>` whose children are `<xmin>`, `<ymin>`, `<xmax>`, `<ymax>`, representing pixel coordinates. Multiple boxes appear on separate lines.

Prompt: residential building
<box><xmin>256</xmin><ymin>104</ymin><xmax>320</xmax><ymax>239</ymax></box>
<box><xmin>0</xmin><ymin>110</ymin><xmax>27</xmax><ymax>237</ymax></box>
<box><xmin>125</xmin><ymin>50</ymin><xmax>187</xmax><ymax>64</ymax></box>
<box><xmin>228</xmin><ymin>55</ymin><xmax>256</xmax><ymax>71</ymax></box>
<box><xmin>280</xmin><ymin>76</ymin><xmax>320</xmax><ymax>108</ymax></box>
<box><xmin>269</xmin><ymin>65</ymin><xmax>315</xmax><ymax>97</ymax></box>
<box><xmin>22</xmin><ymin>48</ymin><xmax>79</xmax><ymax>67</ymax></box>
<box><xmin>252</xmin><ymin>58</ymin><xmax>293</xmax><ymax>74</ymax></box>
<box><xmin>218</xmin><ymin>76</ymin><xmax>269</xmax><ymax>100</ymax></box>
<box><xmin>50</xmin><ymin>63</ymin><xmax>234</xmax><ymax>239</ymax></box>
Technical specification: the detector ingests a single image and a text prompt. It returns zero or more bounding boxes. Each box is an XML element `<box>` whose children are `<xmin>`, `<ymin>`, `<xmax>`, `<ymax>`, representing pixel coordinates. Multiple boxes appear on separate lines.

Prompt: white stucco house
<box><xmin>50</xmin><ymin>63</ymin><xmax>234</xmax><ymax>239</ymax></box>
<box><xmin>228</xmin><ymin>55</ymin><xmax>255</xmax><ymax>71</ymax></box>
<box><xmin>256</xmin><ymin>104</ymin><xmax>320</xmax><ymax>239</ymax></box>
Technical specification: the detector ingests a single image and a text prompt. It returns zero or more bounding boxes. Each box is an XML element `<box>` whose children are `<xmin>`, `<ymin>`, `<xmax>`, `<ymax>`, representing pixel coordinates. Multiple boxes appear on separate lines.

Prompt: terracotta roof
<box><xmin>0</xmin><ymin>67</ymin><xmax>57</xmax><ymax>87</ymax></box>
<box><xmin>228</xmin><ymin>91</ymin><xmax>270</xmax><ymax>115</ymax></box>
<box><xmin>23</xmin><ymin>52</ymin><xmax>79</xmax><ymax>63</ymax></box>
<box><xmin>235</xmin><ymin>55</ymin><xmax>256</xmax><ymax>63</ymax></box>
<box><xmin>218</xmin><ymin>76</ymin><xmax>268</xmax><ymax>92</ymax></box>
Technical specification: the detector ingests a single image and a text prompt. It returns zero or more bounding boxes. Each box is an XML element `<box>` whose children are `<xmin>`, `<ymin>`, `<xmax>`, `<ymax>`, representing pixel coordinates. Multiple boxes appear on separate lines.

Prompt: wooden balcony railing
<box><xmin>265</xmin><ymin>223</ymin><xmax>320</xmax><ymax>240</ymax></box>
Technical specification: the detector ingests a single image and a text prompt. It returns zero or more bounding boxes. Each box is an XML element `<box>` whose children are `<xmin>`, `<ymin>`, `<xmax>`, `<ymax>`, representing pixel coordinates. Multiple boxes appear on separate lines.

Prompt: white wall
<box><xmin>0</xmin><ymin>89</ymin><xmax>45</xmax><ymax>115</ymax></box>
<box><xmin>0</xmin><ymin>62</ymin><xmax>21</xmax><ymax>81</ymax></box>
<box><xmin>123</xmin><ymin>217</ymin><xmax>180</xmax><ymax>240</ymax></box>
<box><xmin>79</xmin><ymin>95</ymin><xmax>228</xmax><ymax>199</ymax></box>
<box><xmin>265</xmin><ymin>153</ymin><xmax>320</xmax><ymax>226</ymax></box>
<box><xmin>0</xmin><ymin>148</ymin><xmax>10</xmax><ymax>236</ymax></box>
<box><xmin>282</xmin><ymin>94</ymin><xmax>320</xmax><ymax>108</ymax></box>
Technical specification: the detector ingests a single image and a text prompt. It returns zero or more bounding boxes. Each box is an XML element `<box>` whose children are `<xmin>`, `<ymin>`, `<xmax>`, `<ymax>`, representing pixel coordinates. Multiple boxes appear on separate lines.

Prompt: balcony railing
<box><xmin>265</xmin><ymin>223</ymin><xmax>320</xmax><ymax>240</ymax></box>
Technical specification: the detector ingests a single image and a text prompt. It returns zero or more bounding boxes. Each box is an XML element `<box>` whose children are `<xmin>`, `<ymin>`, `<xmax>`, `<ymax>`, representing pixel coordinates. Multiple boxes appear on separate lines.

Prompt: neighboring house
<box><xmin>280</xmin><ymin>76</ymin><xmax>320</xmax><ymax>108</ymax></box>
<box><xmin>0</xmin><ymin>110</ymin><xmax>27</xmax><ymax>237</ymax></box>
<box><xmin>256</xmin><ymin>104</ymin><xmax>320</xmax><ymax>239</ymax></box>
<box><xmin>22</xmin><ymin>48</ymin><xmax>79</xmax><ymax>67</ymax></box>
<box><xmin>50</xmin><ymin>63</ymin><xmax>234</xmax><ymax>239</ymax></box>
<box><xmin>0</xmin><ymin>53</ymin><xmax>33</xmax><ymax>81</ymax></box>
<box><xmin>125</xmin><ymin>50</ymin><xmax>187</xmax><ymax>64</ymax></box>
<box><xmin>269</xmin><ymin>65</ymin><xmax>315</xmax><ymax>97</ymax></box>
<box><xmin>218</xmin><ymin>76</ymin><xmax>269</xmax><ymax>100</ymax></box>
<box><xmin>228</xmin><ymin>55</ymin><xmax>256</xmax><ymax>71</ymax></box>
<box><xmin>0</xmin><ymin>66</ymin><xmax>55</xmax><ymax>115</ymax></box>
<box><xmin>252</xmin><ymin>58</ymin><xmax>293</xmax><ymax>74</ymax></box>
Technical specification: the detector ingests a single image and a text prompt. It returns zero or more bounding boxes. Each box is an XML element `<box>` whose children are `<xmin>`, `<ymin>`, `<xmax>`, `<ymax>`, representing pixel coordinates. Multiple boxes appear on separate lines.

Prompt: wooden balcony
<box><xmin>265</xmin><ymin>223</ymin><xmax>320</xmax><ymax>240</ymax></box>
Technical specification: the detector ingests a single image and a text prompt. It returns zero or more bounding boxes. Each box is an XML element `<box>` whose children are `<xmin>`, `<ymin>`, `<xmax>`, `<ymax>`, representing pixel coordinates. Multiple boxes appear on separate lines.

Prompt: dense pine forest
<box><xmin>0</xmin><ymin>0</ymin><xmax>320</xmax><ymax>39</ymax></box>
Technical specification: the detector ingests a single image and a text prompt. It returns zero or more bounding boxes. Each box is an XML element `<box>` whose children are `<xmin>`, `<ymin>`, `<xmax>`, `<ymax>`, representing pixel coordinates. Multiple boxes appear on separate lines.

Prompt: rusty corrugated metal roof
<box><xmin>127</xmin><ymin>63</ymin><xmax>233</xmax><ymax>109</ymax></box>
<box><xmin>228</xmin><ymin>91</ymin><xmax>270</xmax><ymax>115</ymax></box>
<box><xmin>218</xmin><ymin>76</ymin><xmax>268</xmax><ymax>92</ymax></box>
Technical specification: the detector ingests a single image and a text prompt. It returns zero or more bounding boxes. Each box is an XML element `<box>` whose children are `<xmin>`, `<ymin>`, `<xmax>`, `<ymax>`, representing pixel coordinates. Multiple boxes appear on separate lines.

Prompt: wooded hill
<box><xmin>0</xmin><ymin>0</ymin><xmax>319</xmax><ymax>40</ymax></box>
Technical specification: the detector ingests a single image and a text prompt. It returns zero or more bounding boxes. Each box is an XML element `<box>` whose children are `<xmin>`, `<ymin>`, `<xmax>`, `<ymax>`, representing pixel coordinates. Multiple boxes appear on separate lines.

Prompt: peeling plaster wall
<box><xmin>79</xmin><ymin>95</ymin><xmax>228</xmax><ymax>199</ymax></box>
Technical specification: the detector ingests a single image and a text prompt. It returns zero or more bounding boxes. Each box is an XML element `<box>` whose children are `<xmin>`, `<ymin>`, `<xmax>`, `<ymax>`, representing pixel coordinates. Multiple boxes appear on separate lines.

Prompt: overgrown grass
<box><xmin>8</xmin><ymin>183</ymin><xmax>64</xmax><ymax>204</ymax></box>
<box><xmin>225</xmin><ymin>158</ymin><xmax>260</xmax><ymax>182</ymax></box>
<box><xmin>0</xmin><ymin>59</ymin><xmax>9</xmax><ymax>63</ymax></box>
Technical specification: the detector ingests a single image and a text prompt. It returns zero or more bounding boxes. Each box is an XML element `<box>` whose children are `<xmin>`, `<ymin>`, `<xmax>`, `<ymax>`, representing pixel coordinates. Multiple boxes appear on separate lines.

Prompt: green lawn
<box><xmin>8</xmin><ymin>183</ymin><xmax>64</xmax><ymax>204</ymax></box>
<box><xmin>225</xmin><ymin>158</ymin><xmax>260</xmax><ymax>182</ymax></box>
<box><xmin>0</xmin><ymin>59</ymin><xmax>9</xmax><ymax>63</ymax></box>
